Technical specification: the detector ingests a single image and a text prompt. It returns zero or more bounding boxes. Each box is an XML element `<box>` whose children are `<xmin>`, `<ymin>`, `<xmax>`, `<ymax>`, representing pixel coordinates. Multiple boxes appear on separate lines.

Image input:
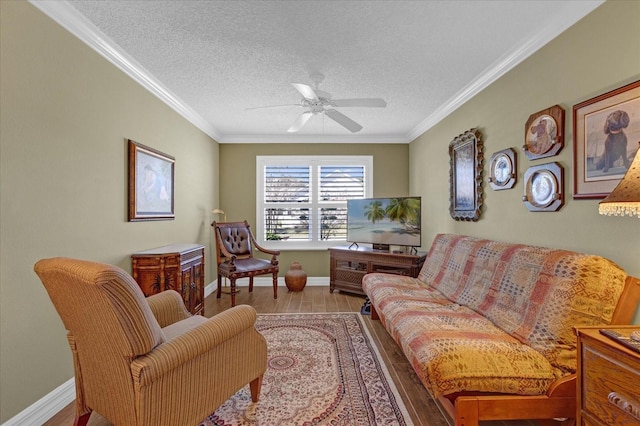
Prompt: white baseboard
<box><xmin>209</xmin><ymin>276</ymin><xmax>328</xmax><ymax>291</ymax></box>
<box><xmin>4</xmin><ymin>277</ymin><xmax>329</xmax><ymax>425</ymax></box>
<box><xmin>2</xmin><ymin>378</ymin><xmax>75</xmax><ymax>426</ymax></box>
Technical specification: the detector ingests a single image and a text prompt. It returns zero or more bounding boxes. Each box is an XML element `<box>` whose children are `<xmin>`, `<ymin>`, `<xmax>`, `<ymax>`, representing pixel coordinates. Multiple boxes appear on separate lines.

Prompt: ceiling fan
<box><xmin>248</xmin><ymin>73</ymin><xmax>386</xmax><ymax>133</ymax></box>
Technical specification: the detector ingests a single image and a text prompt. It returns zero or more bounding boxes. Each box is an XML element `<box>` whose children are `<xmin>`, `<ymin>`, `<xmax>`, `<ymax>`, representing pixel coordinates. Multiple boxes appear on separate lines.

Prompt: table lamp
<box><xmin>598</xmin><ymin>146</ymin><xmax>640</xmax><ymax>218</ymax></box>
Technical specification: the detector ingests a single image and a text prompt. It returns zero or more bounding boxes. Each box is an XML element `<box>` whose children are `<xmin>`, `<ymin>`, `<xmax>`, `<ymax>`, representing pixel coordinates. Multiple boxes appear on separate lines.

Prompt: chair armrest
<box><xmin>217</xmin><ymin>244</ymin><xmax>238</xmax><ymax>266</ymax></box>
<box><xmin>130</xmin><ymin>305</ymin><xmax>261</xmax><ymax>385</ymax></box>
<box><xmin>218</xmin><ymin>245</ymin><xmax>236</xmax><ymax>260</ymax></box>
<box><xmin>220</xmin><ymin>255</ymin><xmax>238</xmax><ymax>272</ymax></box>
<box><xmin>146</xmin><ymin>290</ymin><xmax>191</xmax><ymax>327</ymax></box>
<box><xmin>249</xmin><ymin>233</ymin><xmax>280</xmax><ymax>263</ymax></box>
<box><xmin>251</xmin><ymin>237</ymin><xmax>280</xmax><ymax>257</ymax></box>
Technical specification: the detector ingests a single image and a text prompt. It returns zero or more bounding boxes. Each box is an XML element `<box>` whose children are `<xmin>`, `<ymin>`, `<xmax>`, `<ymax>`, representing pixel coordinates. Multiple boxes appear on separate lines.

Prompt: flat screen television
<box><xmin>346</xmin><ymin>197</ymin><xmax>421</xmax><ymax>251</ymax></box>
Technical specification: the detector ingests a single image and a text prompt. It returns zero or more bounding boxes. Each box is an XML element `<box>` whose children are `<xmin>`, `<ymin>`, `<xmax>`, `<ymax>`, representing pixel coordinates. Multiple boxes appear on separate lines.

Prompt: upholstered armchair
<box><xmin>212</xmin><ymin>220</ymin><xmax>280</xmax><ymax>307</ymax></box>
<box><xmin>34</xmin><ymin>257</ymin><xmax>267</xmax><ymax>426</ymax></box>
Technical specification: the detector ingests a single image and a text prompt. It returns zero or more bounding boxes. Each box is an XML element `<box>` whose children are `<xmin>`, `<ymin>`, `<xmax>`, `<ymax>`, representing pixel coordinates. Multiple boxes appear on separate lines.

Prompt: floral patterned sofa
<box><xmin>363</xmin><ymin>233</ymin><xmax>640</xmax><ymax>426</ymax></box>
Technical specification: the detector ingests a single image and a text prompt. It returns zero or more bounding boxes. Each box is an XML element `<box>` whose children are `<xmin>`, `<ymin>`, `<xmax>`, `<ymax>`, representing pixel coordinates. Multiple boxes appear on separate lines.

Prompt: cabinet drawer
<box><xmin>581</xmin><ymin>345</ymin><xmax>640</xmax><ymax>425</ymax></box>
<box><xmin>180</xmin><ymin>249</ymin><xmax>203</xmax><ymax>263</ymax></box>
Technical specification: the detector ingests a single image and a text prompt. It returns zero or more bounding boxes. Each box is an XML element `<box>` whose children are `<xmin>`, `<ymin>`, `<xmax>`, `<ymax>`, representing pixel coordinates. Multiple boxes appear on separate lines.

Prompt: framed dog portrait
<box><xmin>573</xmin><ymin>80</ymin><xmax>640</xmax><ymax>199</ymax></box>
<box><xmin>524</xmin><ymin>105</ymin><xmax>564</xmax><ymax>160</ymax></box>
<box><xmin>449</xmin><ymin>129</ymin><xmax>483</xmax><ymax>221</ymax></box>
<box><xmin>128</xmin><ymin>139</ymin><xmax>175</xmax><ymax>221</ymax></box>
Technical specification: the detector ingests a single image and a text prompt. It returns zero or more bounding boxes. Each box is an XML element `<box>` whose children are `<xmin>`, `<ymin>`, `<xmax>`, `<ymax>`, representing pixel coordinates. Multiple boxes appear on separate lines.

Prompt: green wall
<box><xmin>409</xmin><ymin>0</ymin><xmax>640</xmax><ymax>321</ymax></box>
<box><xmin>219</xmin><ymin>143</ymin><xmax>409</xmax><ymax>276</ymax></box>
<box><xmin>0</xmin><ymin>2</ymin><xmax>219</xmax><ymax>421</ymax></box>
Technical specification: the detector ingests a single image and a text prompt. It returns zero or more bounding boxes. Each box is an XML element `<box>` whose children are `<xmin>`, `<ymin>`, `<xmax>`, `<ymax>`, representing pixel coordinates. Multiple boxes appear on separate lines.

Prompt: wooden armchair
<box><xmin>34</xmin><ymin>257</ymin><xmax>267</xmax><ymax>426</ymax></box>
<box><xmin>212</xmin><ymin>220</ymin><xmax>280</xmax><ymax>307</ymax></box>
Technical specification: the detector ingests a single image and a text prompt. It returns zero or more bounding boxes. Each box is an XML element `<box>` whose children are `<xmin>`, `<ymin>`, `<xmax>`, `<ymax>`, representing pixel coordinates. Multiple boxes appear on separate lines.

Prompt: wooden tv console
<box><xmin>329</xmin><ymin>246</ymin><xmax>426</xmax><ymax>295</ymax></box>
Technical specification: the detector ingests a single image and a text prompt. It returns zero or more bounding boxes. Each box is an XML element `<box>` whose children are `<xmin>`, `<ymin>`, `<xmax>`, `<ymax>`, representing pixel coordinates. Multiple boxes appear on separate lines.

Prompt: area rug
<box><xmin>200</xmin><ymin>312</ymin><xmax>413</xmax><ymax>425</ymax></box>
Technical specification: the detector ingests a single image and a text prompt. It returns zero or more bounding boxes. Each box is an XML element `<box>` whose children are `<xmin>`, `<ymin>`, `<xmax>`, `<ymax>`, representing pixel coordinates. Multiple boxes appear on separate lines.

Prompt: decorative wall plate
<box><xmin>488</xmin><ymin>148</ymin><xmax>517</xmax><ymax>190</ymax></box>
<box><xmin>523</xmin><ymin>105</ymin><xmax>564</xmax><ymax>160</ymax></box>
<box><xmin>522</xmin><ymin>162</ymin><xmax>564</xmax><ymax>211</ymax></box>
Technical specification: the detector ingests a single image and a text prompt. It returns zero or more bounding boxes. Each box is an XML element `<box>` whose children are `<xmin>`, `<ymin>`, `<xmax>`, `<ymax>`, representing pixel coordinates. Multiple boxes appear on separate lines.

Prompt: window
<box><xmin>256</xmin><ymin>156</ymin><xmax>373</xmax><ymax>250</ymax></box>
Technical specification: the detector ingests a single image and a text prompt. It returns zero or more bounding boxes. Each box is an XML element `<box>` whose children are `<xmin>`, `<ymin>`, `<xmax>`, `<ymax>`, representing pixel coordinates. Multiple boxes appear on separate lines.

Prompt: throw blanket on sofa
<box><xmin>363</xmin><ymin>234</ymin><xmax>627</xmax><ymax>398</ymax></box>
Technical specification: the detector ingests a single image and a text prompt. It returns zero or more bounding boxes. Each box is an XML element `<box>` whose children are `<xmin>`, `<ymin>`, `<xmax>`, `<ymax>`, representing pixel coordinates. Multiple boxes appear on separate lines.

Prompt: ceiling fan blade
<box><xmin>287</xmin><ymin>111</ymin><xmax>313</xmax><ymax>133</ymax></box>
<box><xmin>331</xmin><ymin>98</ymin><xmax>387</xmax><ymax>108</ymax></box>
<box><xmin>292</xmin><ymin>83</ymin><xmax>318</xmax><ymax>100</ymax></box>
<box><xmin>245</xmin><ymin>104</ymin><xmax>299</xmax><ymax>111</ymax></box>
<box><xmin>325</xmin><ymin>109</ymin><xmax>363</xmax><ymax>133</ymax></box>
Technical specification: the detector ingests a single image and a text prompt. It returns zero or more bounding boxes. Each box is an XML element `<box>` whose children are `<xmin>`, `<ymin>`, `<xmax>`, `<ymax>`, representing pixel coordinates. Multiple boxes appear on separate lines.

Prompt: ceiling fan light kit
<box><xmin>257</xmin><ymin>72</ymin><xmax>387</xmax><ymax>134</ymax></box>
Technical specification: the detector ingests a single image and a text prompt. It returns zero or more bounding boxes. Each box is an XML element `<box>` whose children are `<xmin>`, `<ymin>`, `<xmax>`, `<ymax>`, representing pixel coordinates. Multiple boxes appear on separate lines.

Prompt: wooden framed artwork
<box><xmin>522</xmin><ymin>162</ymin><xmax>564</xmax><ymax>212</ymax></box>
<box><xmin>573</xmin><ymin>80</ymin><xmax>640</xmax><ymax>199</ymax></box>
<box><xmin>449</xmin><ymin>129</ymin><xmax>483</xmax><ymax>221</ymax></box>
<box><xmin>128</xmin><ymin>139</ymin><xmax>175</xmax><ymax>221</ymax></box>
<box><xmin>523</xmin><ymin>105</ymin><xmax>564</xmax><ymax>160</ymax></box>
<box><xmin>488</xmin><ymin>148</ymin><xmax>517</xmax><ymax>190</ymax></box>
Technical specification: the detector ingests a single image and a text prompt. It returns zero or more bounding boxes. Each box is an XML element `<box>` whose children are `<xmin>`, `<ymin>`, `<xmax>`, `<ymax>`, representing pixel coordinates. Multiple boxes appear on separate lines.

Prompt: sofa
<box><xmin>363</xmin><ymin>233</ymin><xmax>640</xmax><ymax>426</ymax></box>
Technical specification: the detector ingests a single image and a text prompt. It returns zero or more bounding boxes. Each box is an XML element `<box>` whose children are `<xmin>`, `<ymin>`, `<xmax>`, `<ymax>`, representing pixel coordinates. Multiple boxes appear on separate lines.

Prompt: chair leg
<box><xmin>249</xmin><ymin>276</ymin><xmax>254</xmax><ymax>293</ymax></box>
<box><xmin>74</xmin><ymin>411</ymin><xmax>92</xmax><ymax>426</ymax></box>
<box><xmin>216</xmin><ymin>274</ymin><xmax>222</xmax><ymax>299</ymax></box>
<box><xmin>272</xmin><ymin>272</ymin><xmax>278</xmax><ymax>299</ymax></box>
<box><xmin>230</xmin><ymin>278</ymin><xmax>237</xmax><ymax>307</ymax></box>
<box><xmin>249</xmin><ymin>375</ymin><xmax>263</xmax><ymax>403</ymax></box>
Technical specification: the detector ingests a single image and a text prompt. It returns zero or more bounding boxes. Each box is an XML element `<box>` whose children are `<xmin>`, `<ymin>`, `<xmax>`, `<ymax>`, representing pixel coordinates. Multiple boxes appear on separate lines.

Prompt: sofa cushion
<box><xmin>364</xmin><ymin>285</ymin><xmax>559</xmax><ymax>397</ymax></box>
<box><xmin>363</xmin><ymin>273</ymin><xmax>451</xmax><ymax>315</ymax></box>
<box><xmin>418</xmin><ymin>234</ymin><xmax>627</xmax><ymax>374</ymax></box>
<box><xmin>161</xmin><ymin>315</ymin><xmax>207</xmax><ymax>341</ymax></box>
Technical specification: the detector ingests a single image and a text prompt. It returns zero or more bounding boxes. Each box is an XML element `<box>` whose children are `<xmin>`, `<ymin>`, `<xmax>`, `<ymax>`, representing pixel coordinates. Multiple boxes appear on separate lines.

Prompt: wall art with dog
<box><xmin>524</xmin><ymin>105</ymin><xmax>564</xmax><ymax>160</ymax></box>
<box><xmin>573</xmin><ymin>80</ymin><xmax>640</xmax><ymax>199</ymax></box>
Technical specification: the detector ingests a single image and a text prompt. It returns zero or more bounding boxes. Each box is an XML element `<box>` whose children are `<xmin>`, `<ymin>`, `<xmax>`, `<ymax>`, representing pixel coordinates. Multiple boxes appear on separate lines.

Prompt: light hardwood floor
<box><xmin>44</xmin><ymin>286</ymin><xmax>539</xmax><ymax>426</ymax></box>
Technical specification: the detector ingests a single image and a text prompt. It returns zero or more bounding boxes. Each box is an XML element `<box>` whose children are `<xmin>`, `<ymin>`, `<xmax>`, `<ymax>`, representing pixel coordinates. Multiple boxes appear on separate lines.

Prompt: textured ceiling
<box><xmin>34</xmin><ymin>1</ymin><xmax>603</xmax><ymax>143</ymax></box>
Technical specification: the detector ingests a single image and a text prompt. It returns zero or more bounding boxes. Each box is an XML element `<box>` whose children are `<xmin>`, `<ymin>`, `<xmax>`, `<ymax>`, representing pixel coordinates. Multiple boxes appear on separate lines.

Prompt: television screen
<box><xmin>347</xmin><ymin>197</ymin><xmax>421</xmax><ymax>249</ymax></box>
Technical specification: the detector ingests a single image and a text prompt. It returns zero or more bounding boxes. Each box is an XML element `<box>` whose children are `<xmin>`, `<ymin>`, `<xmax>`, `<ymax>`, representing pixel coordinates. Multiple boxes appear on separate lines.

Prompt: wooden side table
<box><xmin>576</xmin><ymin>326</ymin><xmax>640</xmax><ymax>425</ymax></box>
<box><xmin>131</xmin><ymin>244</ymin><xmax>205</xmax><ymax>315</ymax></box>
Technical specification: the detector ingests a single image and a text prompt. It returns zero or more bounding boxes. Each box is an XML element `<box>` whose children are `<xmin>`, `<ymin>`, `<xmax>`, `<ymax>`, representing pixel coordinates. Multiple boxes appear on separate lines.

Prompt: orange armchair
<box><xmin>212</xmin><ymin>220</ymin><xmax>280</xmax><ymax>307</ymax></box>
<box><xmin>34</xmin><ymin>257</ymin><xmax>267</xmax><ymax>426</ymax></box>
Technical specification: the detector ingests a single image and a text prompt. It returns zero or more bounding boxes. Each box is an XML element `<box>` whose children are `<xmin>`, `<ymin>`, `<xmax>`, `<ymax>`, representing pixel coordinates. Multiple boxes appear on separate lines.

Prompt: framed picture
<box><xmin>488</xmin><ymin>148</ymin><xmax>517</xmax><ymax>190</ymax></box>
<box><xmin>522</xmin><ymin>162</ymin><xmax>564</xmax><ymax>212</ymax></box>
<box><xmin>128</xmin><ymin>139</ymin><xmax>175</xmax><ymax>221</ymax></box>
<box><xmin>524</xmin><ymin>105</ymin><xmax>564</xmax><ymax>160</ymax></box>
<box><xmin>573</xmin><ymin>80</ymin><xmax>640</xmax><ymax>199</ymax></box>
<box><xmin>449</xmin><ymin>129</ymin><xmax>483</xmax><ymax>221</ymax></box>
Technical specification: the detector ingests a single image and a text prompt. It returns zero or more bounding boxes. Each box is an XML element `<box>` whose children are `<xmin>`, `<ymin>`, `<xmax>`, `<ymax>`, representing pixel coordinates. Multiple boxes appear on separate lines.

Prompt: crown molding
<box><xmin>406</xmin><ymin>0</ymin><xmax>605</xmax><ymax>142</ymax></box>
<box><xmin>29</xmin><ymin>0</ymin><xmax>223</xmax><ymax>142</ymax></box>
<box><xmin>29</xmin><ymin>0</ymin><xmax>603</xmax><ymax>145</ymax></box>
<box><xmin>28</xmin><ymin>0</ymin><xmax>399</xmax><ymax>144</ymax></box>
<box><xmin>218</xmin><ymin>134</ymin><xmax>410</xmax><ymax>144</ymax></box>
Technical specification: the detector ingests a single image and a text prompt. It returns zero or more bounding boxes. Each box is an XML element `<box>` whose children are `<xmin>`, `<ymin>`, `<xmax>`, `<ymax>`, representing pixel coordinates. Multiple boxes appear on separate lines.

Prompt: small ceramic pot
<box><xmin>285</xmin><ymin>261</ymin><xmax>307</xmax><ymax>291</ymax></box>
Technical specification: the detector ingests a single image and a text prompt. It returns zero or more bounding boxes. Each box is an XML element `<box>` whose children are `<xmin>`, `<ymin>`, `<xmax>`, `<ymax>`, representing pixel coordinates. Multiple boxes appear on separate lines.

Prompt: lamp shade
<box><xmin>211</xmin><ymin>208</ymin><xmax>227</xmax><ymax>222</ymax></box>
<box><xmin>598</xmin><ymin>147</ymin><xmax>640</xmax><ymax>218</ymax></box>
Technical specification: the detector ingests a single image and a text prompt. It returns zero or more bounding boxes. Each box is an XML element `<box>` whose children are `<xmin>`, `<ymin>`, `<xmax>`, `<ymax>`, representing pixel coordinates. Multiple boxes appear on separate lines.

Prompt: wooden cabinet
<box><xmin>329</xmin><ymin>246</ymin><xmax>426</xmax><ymax>295</ymax></box>
<box><xmin>576</xmin><ymin>326</ymin><xmax>640</xmax><ymax>426</ymax></box>
<box><xmin>132</xmin><ymin>244</ymin><xmax>205</xmax><ymax>315</ymax></box>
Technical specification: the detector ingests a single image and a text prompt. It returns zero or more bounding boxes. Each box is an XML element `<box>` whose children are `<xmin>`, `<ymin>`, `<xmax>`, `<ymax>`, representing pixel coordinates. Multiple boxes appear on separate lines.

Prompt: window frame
<box><xmin>256</xmin><ymin>155</ymin><xmax>373</xmax><ymax>250</ymax></box>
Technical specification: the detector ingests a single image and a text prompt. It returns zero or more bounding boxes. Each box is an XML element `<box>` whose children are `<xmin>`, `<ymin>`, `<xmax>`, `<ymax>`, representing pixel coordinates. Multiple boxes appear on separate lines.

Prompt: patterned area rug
<box><xmin>201</xmin><ymin>313</ymin><xmax>412</xmax><ymax>425</ymax></box>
